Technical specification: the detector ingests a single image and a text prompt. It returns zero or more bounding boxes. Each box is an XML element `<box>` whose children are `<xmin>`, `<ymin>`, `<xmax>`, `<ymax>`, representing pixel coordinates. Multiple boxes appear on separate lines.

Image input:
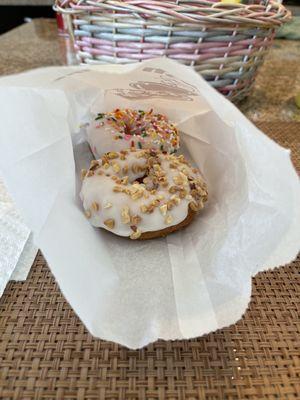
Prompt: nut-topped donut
<box><xmin>80</xmin><ymin>149</ymin><xmax>208</xmax><ymax>240</ymax></box>
<box><xmin>87</xmin><ymin>108</ymin><xmax>179</xmax><ymax>158</ymax></box>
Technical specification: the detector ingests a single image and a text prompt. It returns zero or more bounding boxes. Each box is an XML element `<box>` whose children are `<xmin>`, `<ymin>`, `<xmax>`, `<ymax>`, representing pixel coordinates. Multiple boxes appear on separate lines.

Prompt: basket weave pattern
<box><xmin>55</xmin><ymin>0</ymin><xmax>290</xmax><ymax>101</ymax></box>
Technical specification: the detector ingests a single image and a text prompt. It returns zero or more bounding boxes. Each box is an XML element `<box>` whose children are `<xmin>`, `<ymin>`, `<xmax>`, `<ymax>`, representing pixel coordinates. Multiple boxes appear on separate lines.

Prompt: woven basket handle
<box><xmin>53</xmin><ymin>0</ymin><xmax>84</xmax><ymax>14</ymax></box>
<box><xmin>54</xmin><ymin>0</ymin><xmax>291</xmax><ymax>27</ymax></box>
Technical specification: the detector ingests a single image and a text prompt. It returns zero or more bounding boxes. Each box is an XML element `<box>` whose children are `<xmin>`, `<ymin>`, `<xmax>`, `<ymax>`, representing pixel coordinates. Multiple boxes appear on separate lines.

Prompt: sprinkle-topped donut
<box><xmin>80</xmin><ymin>149</ymin><xmax>208</xmax><ymax>239</ymax></box>
<box><xmin>87</xmin><ymin>109</ymin><xmax>179</xmax><ymax>158</ymax></box>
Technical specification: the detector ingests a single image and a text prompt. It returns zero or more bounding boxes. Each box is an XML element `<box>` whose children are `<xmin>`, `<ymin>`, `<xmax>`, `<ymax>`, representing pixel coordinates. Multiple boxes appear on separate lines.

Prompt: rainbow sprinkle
<box><xmin>95</xmin><ymin>109</ymin><xmax>179</xmax><ymax>152</ymax></box>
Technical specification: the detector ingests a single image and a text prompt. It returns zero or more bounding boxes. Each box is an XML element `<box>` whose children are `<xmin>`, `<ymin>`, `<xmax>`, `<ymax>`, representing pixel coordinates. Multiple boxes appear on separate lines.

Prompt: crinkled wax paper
<box><xmin>0</xmin><ymin>59</ymin><xmax>299</xmax><ymax>348</ymax></box>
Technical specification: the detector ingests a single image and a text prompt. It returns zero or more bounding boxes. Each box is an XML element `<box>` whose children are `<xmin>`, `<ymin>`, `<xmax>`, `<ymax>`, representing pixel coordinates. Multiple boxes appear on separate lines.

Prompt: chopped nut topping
<box><xmin>91</xmin><ymin>202</ymin><xmax>100</xmax><ymax>212</ymax></box>
<box><xmin>159</xmin><ymin>204</ymin><xmax>168</xmax><ymax>216</ymax></box>
<box><xmin>101</xmin><ymin>156</ymin><xmax>109</xmax><ymax>165</ymax></box>
<box><xmin>121</xmin><ymin>206</ymin><xmax>131</xmax><ymax>224</ymax></box>
<box><xmin>199</xmin><ymin>186</ymin><xmax>208</xmax><ymax>197</ymax></box>
<box><xmin>164</xmin><ymin>214</ymin><xmax>173</xmax><ymax>224</ymax></box>
<box><xmin>82</xmin><ymin>151</ymin><xmax>207</xmax><ymax>234</ymax></box>
<box><xmin>157</xmin><ymin>170</ymin><xmax>166</xmax><ymax>177</ymax></box>
<box><xmin>151</xmin><ymin>199</ymin><xmax>161</xmax><ymax>207</ymax></box>
<box><xmin>129</xmin><ymin>183</ymin><xmax>144</xmax><ymax>200</ymax></box>
<box><xmin>84</xmin><ymin>209</ymin><xmax>91</xmax><ymax>219</ymax></box>
<box><xmin>179</xmin><ymin>190</ymin><xmax>187</xmax><ymax>199</ymax></box>
<box><xmin>112</xmin><ymin>162</ymin><xmax>120</xmax><ymax>173</ymax></box>
<box><xmin>189</xmin><ymin>201</ymin><xmax>200</xmax><ymax>212</ymax></box>
<box><xmin>167</xmin><ymin>201</ymin><xmax>174</xmax><ymax>210</ymax></box>
<box><xmin>169</xmin><ymin>162</ymin><xmax>178</xmax><ymax>169</ymax></box>
<box><xmin>169</xmin><ymin>185</ymin><xmax>180</xmax><ymax>193</ymax></box>
<box><xmin>148</xmin><ymin>157</ymin><xmax>156</xmax><ymax>167</ymax></box>
<box><xmin>113</xmin><ymin>186</ymin><xmax>123</xmax><ymax>193</ymax></box>
<box><xmin>158</xmin><ymin>177</ymin><xmax>166</xmax><ymax>184</ymax></box>
<box><xmin>147</xmin><ymin>205</ymin><xmax>155</xmax><ymax>214</ymax></box>
<box><xmin>107</xmin><ymin>151</ymin><xmax>119</xmax><ymax>159</ymax></box>
<box><xmin>131</xmin><ymin>193</ymin><xmax>142</xmax><ymax>201</ymax></box>
<box><xmin>130</xmin><ymin>215</ymin><xmax>142</xmax><ymax>225</ymax></box>
<box><xmin>173</xmin><ymin>173</ymin><xmax>187</xmax><ymax>185</ymax></box>
<box><xmin>135</xmin><ymin>150</ymin><xmax>146</xmax><ymax>159</ymax></box>
<box><xmin>191</xmin><ymin>189</ymin><xmax>200</xmax><ymax>199</ymax></box>
<box><xmin>170</xmin><ymin>195</ymin><xmax>181</xmax><ymax>205</ymax></box>
<box><xmin>104</xmin><ymin>218</ymin><xmax>115</xmax><ymax>229</ymax></box>
<box><xmin>140</xmin><ymin>204</ymin><xmax>147</xmax><ymax>213</ymax></box>
<box><xmin>89</xmin><ymin>160</ymin><xmax>99</xmax><ymax>171</ymax></box>
<box><xmin>130</xmin><ymin>228</ymin><xmax>142</xmax><ymax>240</ymax></box>
<box><xmin>131</xmin><ymin>225</ymin><xmax>137</xmax><ymax>232</ymax></box>
<box><xmin>81</xmin><ymin>169</ymin><xmax>87</xmax><ymax>180</ymax></box>
<box><xmin>181</xmin><ymin>167</ymin><xmax>189</xmax><ymax>176</ymax></box>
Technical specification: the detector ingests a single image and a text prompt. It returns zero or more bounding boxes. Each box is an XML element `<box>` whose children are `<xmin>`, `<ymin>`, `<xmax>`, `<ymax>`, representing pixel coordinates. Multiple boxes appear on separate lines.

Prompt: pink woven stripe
<box><xmin>76</xmin><ymin>37</ymin><xmax>269</xmax><ymax>55</ymax></box>
<box><xmin>79</xmin><ymin>44</ymin><xmax>229</xmax><ymax>61</ymax></box>
<box><xmin>78</xmin><ymin>37</ymin><xmax>164</xmax><ymax>49</ymax></box>
<box><xmin>82</xmin><ymin>47</ymin><xmax>154</xmax><ymax>59</ymax></box>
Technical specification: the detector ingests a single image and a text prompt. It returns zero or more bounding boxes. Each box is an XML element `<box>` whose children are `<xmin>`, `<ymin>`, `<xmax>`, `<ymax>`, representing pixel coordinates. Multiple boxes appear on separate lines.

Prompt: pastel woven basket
<box><xmin>54</xmin><ymin>0</ymin><xmax>291</xmax><ymax>102</ymax></box>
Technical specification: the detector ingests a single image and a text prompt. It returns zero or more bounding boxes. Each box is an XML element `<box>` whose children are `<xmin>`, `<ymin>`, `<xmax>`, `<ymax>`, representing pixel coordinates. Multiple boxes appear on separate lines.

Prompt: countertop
<box><xmin>0</xmin><ymin>18</ymin><xmax>299</xmax><ymax>122</ymax></box>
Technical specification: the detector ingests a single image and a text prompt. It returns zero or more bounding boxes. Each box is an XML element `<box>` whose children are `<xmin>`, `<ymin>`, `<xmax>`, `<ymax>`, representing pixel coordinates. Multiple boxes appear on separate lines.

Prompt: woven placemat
<box><xmin>0</xmin><ymin>122</ymin><xmax>299</xmax><ymax>400</ymax></box>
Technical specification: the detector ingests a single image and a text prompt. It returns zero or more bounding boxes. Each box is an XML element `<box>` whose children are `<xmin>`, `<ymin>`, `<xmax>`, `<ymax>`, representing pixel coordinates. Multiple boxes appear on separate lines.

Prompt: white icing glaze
<box><xmin>80</xmin><ymin>149</ymin><xmax>208</xmax><ymax>239</ymax></box>
<box><xmin>87</xmin><ymin>109</ymin><xmax>179</xmax><ymax>159</ymax></box>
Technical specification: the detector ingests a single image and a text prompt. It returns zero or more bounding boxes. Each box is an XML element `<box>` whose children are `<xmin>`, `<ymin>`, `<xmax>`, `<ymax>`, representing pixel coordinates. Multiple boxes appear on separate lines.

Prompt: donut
<box><xmin>80</xmin><ymin>149</ymin><xmax>208</xmax><ymax>240</ymax></box>
<box><xmin>87</xmin><ymin>108</ymin><xmax>179</xmax><ymax>158</ymax></box>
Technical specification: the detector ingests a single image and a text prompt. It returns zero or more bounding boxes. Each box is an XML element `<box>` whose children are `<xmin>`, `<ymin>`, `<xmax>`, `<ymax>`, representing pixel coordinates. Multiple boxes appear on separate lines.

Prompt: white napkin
<box><xmin>0</xmin><ymin>177</ymin><xmax>37</xmax><ymax>295</ymax></box>
<box><xmin>0</xmin><ymin>58</ymin><xmax>299</xmax><ymax>348</ymax></box>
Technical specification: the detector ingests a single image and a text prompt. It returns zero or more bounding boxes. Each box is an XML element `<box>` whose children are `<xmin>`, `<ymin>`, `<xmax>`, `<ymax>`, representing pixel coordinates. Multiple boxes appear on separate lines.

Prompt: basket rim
<box><xmin>54</xmin><ymin>0</ymin><xmax>291</xmax><ymax>29</ymax></box>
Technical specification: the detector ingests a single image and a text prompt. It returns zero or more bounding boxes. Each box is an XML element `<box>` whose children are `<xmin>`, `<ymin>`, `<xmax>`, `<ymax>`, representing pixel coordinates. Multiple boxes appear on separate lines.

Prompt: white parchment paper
<box><xmin>0</xmin><ymin>58</ymin><xmax>299</xmax><ymax>348</ymax></box>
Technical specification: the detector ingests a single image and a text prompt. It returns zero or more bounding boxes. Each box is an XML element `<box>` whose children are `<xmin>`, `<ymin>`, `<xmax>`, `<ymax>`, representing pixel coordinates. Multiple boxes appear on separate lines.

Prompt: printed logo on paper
<box><xmin>113</xmin><ymin>68</ymin><xmax>198</xmax><ymax>101</ymax></box>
